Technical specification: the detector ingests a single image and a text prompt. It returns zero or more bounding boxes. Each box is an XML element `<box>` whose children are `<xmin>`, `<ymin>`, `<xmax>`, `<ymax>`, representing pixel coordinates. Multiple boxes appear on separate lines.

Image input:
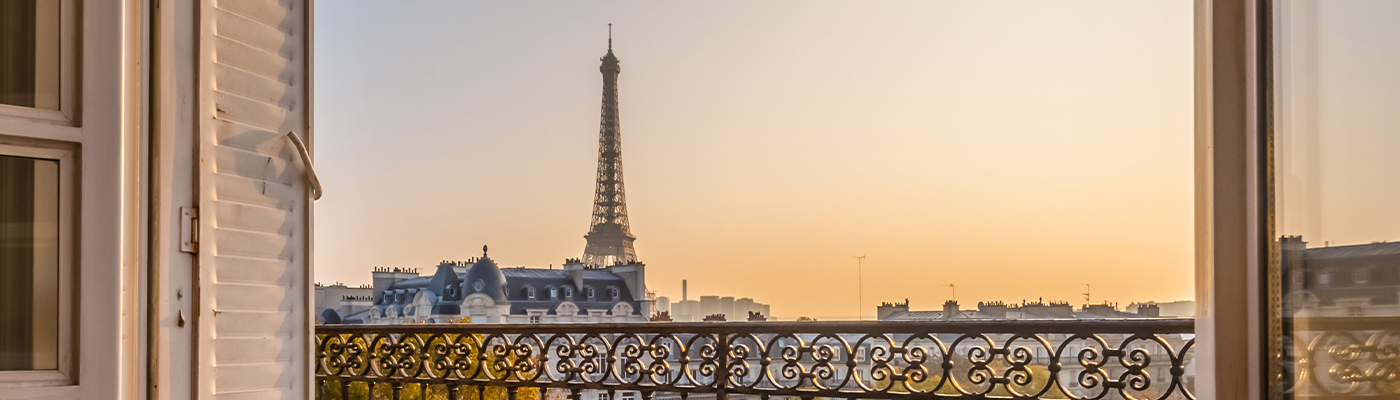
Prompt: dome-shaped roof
<box><xmin>463</xmin><ymin>255</ymin><xmax>509</xmax><ymax>303</ymax></box>
<box><xmin>427</xmin><ymin>261</ymin><xmax>463</xmax><ymax>301</ymax></box>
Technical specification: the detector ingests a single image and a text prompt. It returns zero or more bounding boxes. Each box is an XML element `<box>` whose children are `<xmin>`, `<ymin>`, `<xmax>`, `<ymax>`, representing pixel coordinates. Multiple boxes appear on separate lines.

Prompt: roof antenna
<box><xmin>483</xmin><ymin>244</ymin><xmax>488</xmax><ymax>257</ymax></box>
<box><xmin>608</xmin><ymin>23</ymin><xmax>613</xmax><ymax>52</ymax></box>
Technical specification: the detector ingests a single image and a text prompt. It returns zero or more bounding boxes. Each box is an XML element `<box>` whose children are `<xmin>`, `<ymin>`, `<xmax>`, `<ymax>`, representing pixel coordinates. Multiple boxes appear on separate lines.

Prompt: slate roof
<box><xmin>883</xmin><ymin>309</ymin><xmax>1150</xmax><ymax>321</ymax></box>
<box><xmin>379</xmin><ymin>260</ymin><xmax>641</xmax><ymax>316</ymax></box>
<box><xmin>1307</xmin><ymin>241</ymin><xmax>1400</xmax><ymax>260</ymax></box>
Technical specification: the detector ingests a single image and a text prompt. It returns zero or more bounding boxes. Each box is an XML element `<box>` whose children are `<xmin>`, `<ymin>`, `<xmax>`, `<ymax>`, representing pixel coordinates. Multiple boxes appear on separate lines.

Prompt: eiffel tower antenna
<box><xmin>582</xmin><ymin>28</ymin><xmax>637</xmax><ymax>267</ymax></box>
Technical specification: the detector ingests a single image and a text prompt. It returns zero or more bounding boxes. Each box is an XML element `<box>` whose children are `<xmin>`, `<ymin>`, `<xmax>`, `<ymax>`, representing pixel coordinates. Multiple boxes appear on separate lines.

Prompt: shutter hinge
<box><xmin>180</xmin><ymin>206</ymin><xmax>199</xmax><ymax>254</ymax></box>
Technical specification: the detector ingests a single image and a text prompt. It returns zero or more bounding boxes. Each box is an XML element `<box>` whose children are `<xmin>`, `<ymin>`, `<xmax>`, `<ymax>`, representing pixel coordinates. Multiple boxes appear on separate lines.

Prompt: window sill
<box><xmin>0</xmin><ymin>370</ymin><xmax>74</xmax><ymax>388</ymax></box>
<box><xmin>0</xmin><ymin>384</ymin><xmax>78</xmax><ymax>399</ymax></box>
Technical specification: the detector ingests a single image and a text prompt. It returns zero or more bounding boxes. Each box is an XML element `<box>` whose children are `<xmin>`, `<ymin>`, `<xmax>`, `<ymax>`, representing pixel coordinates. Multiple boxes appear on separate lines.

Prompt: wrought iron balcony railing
<box><xmin>1275</xmin><ymin>316</ymin><xmax>1400</xmax><ymax>398</ymax></box>
<box><xmin>316</xmin><ymin>320</ymin><xmax>1196</xmax><ymax>400</ymax></box>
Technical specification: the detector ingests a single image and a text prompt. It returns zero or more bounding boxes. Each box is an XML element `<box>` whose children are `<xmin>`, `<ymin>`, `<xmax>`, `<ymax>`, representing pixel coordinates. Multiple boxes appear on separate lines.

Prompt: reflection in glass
<box><xmin>1271</xmin><ymin>0</ymin><xmax>1400</xmax><ymax>397</ymax></box>
<box><xmin>0</xmin><ymin>155</ymin><xmax>59</xmax><ymax>371</ymax></box>
<box><xmin>0</xmin><ymin>0</ymin><xmax>60</xmax><ymax>110</ymax></box>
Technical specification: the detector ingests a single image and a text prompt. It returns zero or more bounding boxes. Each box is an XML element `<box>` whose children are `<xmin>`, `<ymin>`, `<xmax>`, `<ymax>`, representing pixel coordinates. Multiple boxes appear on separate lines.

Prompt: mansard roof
<box><xmin>1307</xmin><ymin>241</ymin><xmax>1400</xmax><ymax>260</ymax></box>
<box><xmin>463</xmin><ymin>255</ymin><xmax>509</xmax><ymax>303</ymax></box>
<box><xmin>377</xmin><ymin>257</ymin><xmax>642</xmax><ymax>316</ymax></box>
<box><xmin>427</xmin><ymin>261</ymin><xmax>463</xmax><ymax>301</ymax></box>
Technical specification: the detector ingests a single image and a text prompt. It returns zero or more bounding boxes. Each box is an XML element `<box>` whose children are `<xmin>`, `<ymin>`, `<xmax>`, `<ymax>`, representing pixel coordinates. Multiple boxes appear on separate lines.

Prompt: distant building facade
<box><xmin>652</xmin><ymin>285</ymin><xmax>772</xmax><ymax>322</ymax></box>
<box><xmin>314</xmin><ymin>283</ymin><xmax>375</xmax><ymax>324</ymax></box>
<box><xmin>877</xmin><ymin>299</ymin><xmax>1171</xmax><ymax>322</ymax></box>
<box><xmin>320</xmin><ymin>247</ymin><xmax>651</xmax><ymax>325</ymax></box>
<box><xmin>1281</xmin><ymin>236</ymin><xmax>1400</xmax><ymax>317</ymax></box>
<box><xmin>313</xmin><ymin>250</ymin><xmax>653</xmax><ymax>328</ymax></box>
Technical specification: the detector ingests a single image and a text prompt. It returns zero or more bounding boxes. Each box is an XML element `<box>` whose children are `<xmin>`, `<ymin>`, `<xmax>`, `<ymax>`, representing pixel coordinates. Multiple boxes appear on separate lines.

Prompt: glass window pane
<box><xmin>1271</xmin><ymin>0</ymin><xmax>1400</xmax><ymax>397</ymax></box>
<box><xmin>0</xmin><ymin>154</ymin><xmax>59</xmax><ymax>371</ymax></box>
<box><xmin>0</xmin><ymin>0</ymin><xmax>60</xmax><ymax>110</ymax></box>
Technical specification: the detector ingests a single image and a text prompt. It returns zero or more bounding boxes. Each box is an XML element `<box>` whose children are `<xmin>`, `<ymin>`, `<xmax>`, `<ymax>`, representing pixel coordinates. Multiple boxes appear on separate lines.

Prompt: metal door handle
<box><xmin>285</xmin><ymin>131</ymin><xmax>323</xmax><ymax>200</ymax></box>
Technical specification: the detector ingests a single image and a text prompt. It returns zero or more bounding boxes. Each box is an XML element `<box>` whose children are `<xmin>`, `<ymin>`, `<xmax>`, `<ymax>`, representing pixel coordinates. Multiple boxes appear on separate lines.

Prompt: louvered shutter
<box><xmin>195</xmin><ymin>1</ymin><xmax>314</xmax><ymax>398</ymax></box>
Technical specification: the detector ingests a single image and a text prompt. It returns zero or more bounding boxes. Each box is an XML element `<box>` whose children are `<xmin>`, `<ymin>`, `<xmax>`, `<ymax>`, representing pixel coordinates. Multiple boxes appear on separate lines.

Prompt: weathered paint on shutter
<box><xmin>196</xmin><ymin>1</ymin><xmax>313</xmax><ymax>398</ymax></box>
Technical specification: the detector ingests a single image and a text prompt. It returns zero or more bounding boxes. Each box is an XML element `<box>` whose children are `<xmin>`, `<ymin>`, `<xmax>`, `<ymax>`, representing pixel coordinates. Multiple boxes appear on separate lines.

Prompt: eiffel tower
<box><xmin>582</xmin><ymin>25</ymin><xmax>638</xmax><ymax>267</ymax></box>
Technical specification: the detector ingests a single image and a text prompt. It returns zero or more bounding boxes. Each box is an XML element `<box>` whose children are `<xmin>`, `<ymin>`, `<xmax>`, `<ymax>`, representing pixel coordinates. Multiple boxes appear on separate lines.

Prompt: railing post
<box><xmin>447</xmin><ymin>383</ymin><xmax>459</xmax><ymax>400</ymax></box>
<box><xmin>341</xmin><ymin>379</ymin><xmax>351</xmax><ymax>400</ymax></box>
<box><xmin>716</xmin><ymin>332</ymin><xmax>729</xmax><ymax>400</ymax></box>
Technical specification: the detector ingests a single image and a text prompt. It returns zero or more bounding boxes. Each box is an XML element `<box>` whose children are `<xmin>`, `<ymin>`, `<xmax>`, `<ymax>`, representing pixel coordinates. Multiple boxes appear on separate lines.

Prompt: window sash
<box><xmin>0</xmin><ymin>0</ymin><xmax>77</xmax><ymax>126</ymax></box>
<box><xmin>0</xmin><ymin>144</ymin><xmax>73</xmax><ymax>387</ymax></box>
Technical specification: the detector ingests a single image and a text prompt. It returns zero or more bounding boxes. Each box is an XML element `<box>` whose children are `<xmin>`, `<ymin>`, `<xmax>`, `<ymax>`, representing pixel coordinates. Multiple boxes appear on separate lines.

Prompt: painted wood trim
<box><xmin>1194</xmin><ymin>0</ymin><xmax>1265</xmax><ymax>399</ymax></box>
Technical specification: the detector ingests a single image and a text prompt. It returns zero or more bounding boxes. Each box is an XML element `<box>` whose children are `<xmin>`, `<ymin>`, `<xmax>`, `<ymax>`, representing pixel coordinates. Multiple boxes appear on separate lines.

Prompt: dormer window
<box><xmin>526</xmin><ymin>286</ymin><xmax>536</xmax><ymax>299</ymax></box>
<box><xmin>1318</xmin><ymin>271</ymin><xmax>1332</xmax><ymax>286</ymax></box>
<box><xmin>608</xmin><ymin>287</ymin><xmax>620</xmax><ymax>300</ymax></box>
<box><xmin>586</xmin><ymin>287</ymin><xmax>596</xmax><ymax>300</ymax></box>
<box><xmin>1356</xmin><ymin>268</ymin><xmax>1373</xmax><ymax>285</ymax></box>
<box><xmin>550</xmin><ymin>287</ymin><xmax>558</xmax><ymax>299</ymax></box>
<box><xmin>564</xmin><ymin>287</ymin><xmax>574</xmax><ymax>299</ymax></box>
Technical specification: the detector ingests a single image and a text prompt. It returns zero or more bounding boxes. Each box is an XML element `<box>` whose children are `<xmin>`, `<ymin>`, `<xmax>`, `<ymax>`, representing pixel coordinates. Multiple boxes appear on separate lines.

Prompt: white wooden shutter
<box><xmin>196</xmin><ymin>0</ymin><xmax>313</xmax><ymax>398</ymax></box>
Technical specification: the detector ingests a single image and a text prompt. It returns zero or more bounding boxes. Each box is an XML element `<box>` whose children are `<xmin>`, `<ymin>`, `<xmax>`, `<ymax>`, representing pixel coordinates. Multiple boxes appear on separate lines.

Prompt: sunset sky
<box><xmin>312</xmin><ymin>1</ymin><xmax>1201</xmax><ymax>319</ymax></box>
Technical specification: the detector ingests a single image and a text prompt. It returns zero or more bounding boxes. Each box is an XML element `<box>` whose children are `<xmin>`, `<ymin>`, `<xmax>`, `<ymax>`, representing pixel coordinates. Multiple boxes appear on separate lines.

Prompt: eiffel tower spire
<box><xmin>582</xmin><ymin>26</ymin><xmax>638</xmax><ymax>267</ymax></box>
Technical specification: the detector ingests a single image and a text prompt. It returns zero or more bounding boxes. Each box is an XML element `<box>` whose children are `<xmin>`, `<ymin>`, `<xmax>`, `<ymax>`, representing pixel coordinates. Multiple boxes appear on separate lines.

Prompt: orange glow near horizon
<box><xmin>313</xmin><ymin>2</ymin><xmax>1202</xmax><ymax>319</ymax></box>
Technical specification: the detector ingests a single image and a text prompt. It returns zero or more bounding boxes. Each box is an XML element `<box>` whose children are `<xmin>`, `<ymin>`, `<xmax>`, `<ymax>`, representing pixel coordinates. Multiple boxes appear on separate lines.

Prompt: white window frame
<box><xmin>1196</xmin><ymin>1</ymin><xmax>1269</xmax><ymax>398</ymax></box>
<box><xmin>0</xmin><ymin>0</ymin><xmax>79</xmax><ymax>129</ymax></box>
<box><xmin>1354</xmin><ymin>268</ymin><xmax>1372</xmax><ymax>285</ymax></box>
<box><xmin>0</xmin><ymin>144</ymin><xmax>74</xmax><ymax>388</ymax></box>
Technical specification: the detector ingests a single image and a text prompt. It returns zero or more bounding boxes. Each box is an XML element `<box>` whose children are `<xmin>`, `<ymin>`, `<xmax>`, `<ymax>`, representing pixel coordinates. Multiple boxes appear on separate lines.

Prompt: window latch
<box><xmin>286</xmin><ymin>131</ymin><xmax>323</xmax><ymax>200</ymax></box>
<box><xmin>180</xmin><ymin>206</ymin><xmax>198</xmax><ymax>254</ymax></box>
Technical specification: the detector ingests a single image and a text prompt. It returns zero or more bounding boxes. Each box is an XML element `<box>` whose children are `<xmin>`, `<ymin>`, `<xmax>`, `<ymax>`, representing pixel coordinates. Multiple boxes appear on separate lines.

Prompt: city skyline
<box><xmin>313</xmin><ymin>2</ymin><xmax>1200</xmax><ymax>318</ymax></box>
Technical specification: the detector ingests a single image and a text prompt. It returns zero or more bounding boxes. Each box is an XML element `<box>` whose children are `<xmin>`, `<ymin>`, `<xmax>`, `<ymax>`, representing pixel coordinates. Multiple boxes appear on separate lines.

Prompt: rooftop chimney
<box><xmin>1136</xmin><ymin>302</ymin><xmax>1161</xmax><ymax>317</ymax></box>
<box><xmin>942</xmin><ymin>300</ymin><xmax>960</xmax><ymax>320</ymax></box>
<box><xmin>877</xmin><ymin>299</ymin><xmax>910</xmax><ymax>320</ymax></box>
<box><xmin>747</xmin><ymin>311</ymin><xmax>767</xmax><ymax>322</ymax></box>
<box><xmin>978</xmin><ymin>301</ymin><xmax>1008</xmax><ymax>318</ymax></box>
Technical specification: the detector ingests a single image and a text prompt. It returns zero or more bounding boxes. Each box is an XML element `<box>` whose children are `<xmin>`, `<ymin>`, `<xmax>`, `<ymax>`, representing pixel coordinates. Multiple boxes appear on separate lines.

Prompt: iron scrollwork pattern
<box><xmin>316</xmin><ymin>320</ymin><xmax>1197</xmax><ymax>399</ymax></box>
<box><xmin>1277</xmin><ymin>317</ymin><xmax>1400</xmax><ymax>398</ymax></box>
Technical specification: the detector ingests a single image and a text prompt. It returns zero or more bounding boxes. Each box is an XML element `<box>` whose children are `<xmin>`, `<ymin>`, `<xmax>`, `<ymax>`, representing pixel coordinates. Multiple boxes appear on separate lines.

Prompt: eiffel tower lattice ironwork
<box><xmin>582</xmin><ymin>25</ymin><xmax>638</xmax><ymax>267</ymax></box>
